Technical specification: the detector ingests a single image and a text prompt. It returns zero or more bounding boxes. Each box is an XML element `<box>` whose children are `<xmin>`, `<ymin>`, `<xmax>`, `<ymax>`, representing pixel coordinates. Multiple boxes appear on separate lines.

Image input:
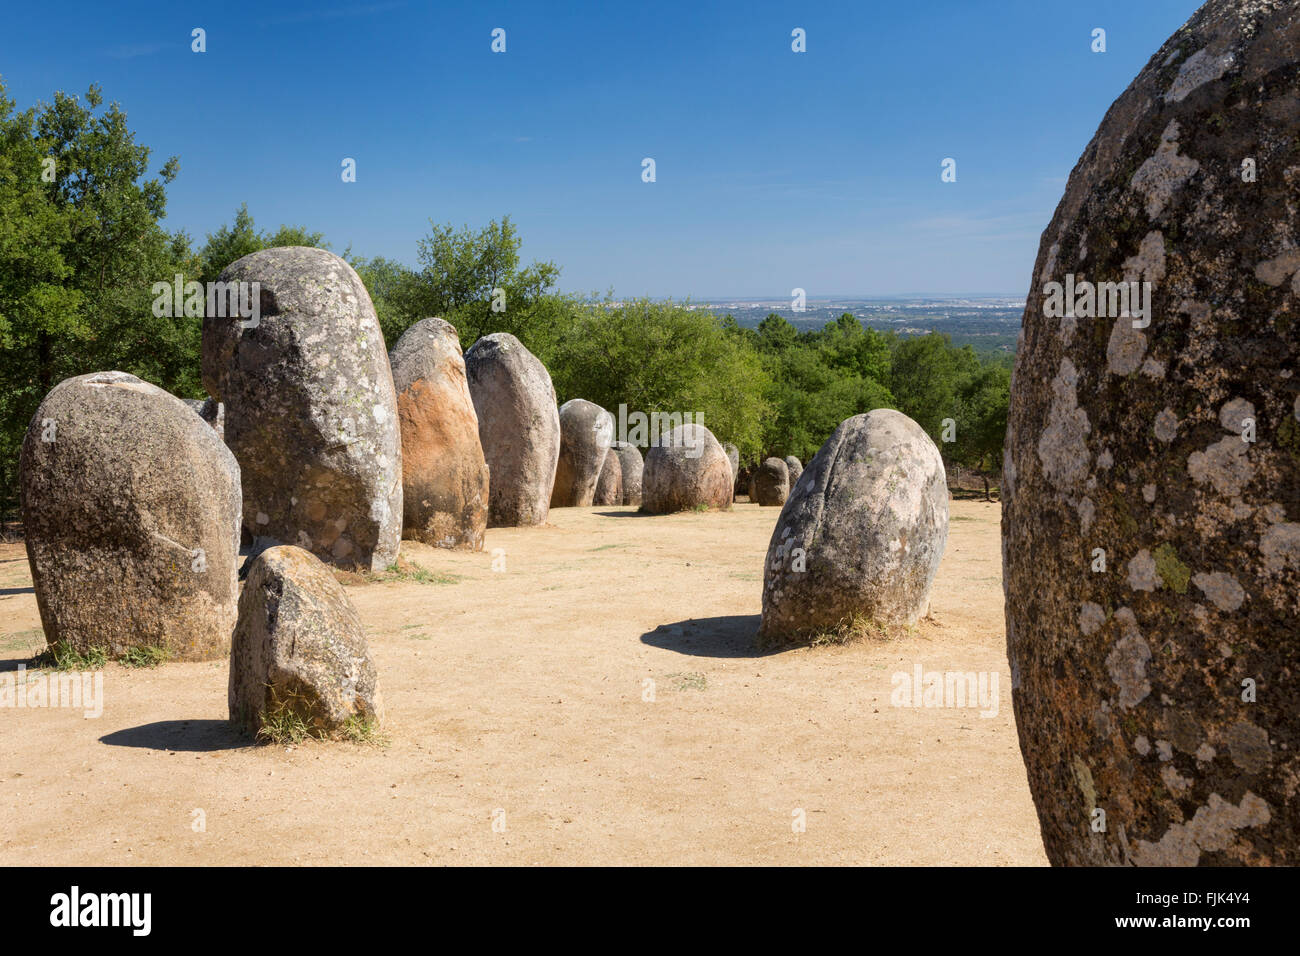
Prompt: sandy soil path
<box><xmin>0</xmin><ymin>498</ymin><xmax>1047</xmax><ymax>865</ymax></box>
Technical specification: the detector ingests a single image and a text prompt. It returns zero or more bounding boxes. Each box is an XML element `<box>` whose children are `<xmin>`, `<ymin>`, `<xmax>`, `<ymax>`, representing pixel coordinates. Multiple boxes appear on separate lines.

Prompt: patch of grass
<box><xmin>666</xmin><ymin>671</ymin><xmax>707</xmax><ymax>691</ymax></box>
<box><xmin>341</xmin><ymin>714</ymin><xmax>388</xmax><ymax>746</ymax></box>
<box><xmin>256</xmin><ymin>701</ymin><xmax>312</xmax><ymax>745</ymax></box>
<box><xmin>338</xmin><ymin>558</ymin><xmax>461</xmax><ymax>587</ymax></box>
<box><xmin>588</xmin><ymin>544</ymin><xmax>621</xmax><ymax>552</ymax></box>
<box><xmin>691</xmin><ymin>503</ymin><xmax>710</xmax><ymax>512</ymax></box>
<box><xmin>759</xmin><ymin>614</ymin><xmax>906</xmax><ymax>651</ymax></box>
<box><xmin>119</xmin><ymin>645</ymin><xmax>170</xmax><ymax>669</ymax></box>
<box><xmin>29</xmin><ymin>641</ymin><xmax>108</xmax><ymax>671</ymax></box>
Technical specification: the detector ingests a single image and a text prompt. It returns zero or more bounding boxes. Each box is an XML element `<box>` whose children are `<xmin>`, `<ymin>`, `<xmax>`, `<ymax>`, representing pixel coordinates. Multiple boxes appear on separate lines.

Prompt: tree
<box><xmin>399</xmin><ymin>216</ymin><xmax>562</xmax><ymax>350</ymax></box>
<box><xmin>197</xmin><ymin>203</ymin><xmax>326</xmax><ymax>285</ymax></box>
<box><xmin>548</xmin><ymin>299</ymin><xmax>770</xmax><ymax>461</ymax></box>
<box><xmin>953</xmin><ymin>363</ymin><xmax>1010</xmax><ymax>499</ymax></box>
<box><xmin>0</xmin><ymin>81</ymin><xmax>192</xmax><ymax>514</ymax></box>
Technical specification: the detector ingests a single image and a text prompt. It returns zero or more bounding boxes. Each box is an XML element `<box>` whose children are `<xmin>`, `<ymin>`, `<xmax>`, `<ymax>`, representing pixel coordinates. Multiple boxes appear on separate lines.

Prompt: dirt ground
<box><xmin>0</xmin><ymin>498</ymin><xmax>1048</xmax><ymax>866</ymax></box>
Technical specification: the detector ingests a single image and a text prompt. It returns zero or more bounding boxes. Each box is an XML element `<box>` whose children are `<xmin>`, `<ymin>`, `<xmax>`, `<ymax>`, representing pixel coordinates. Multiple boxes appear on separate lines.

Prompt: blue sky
<box><xmin>0</xmin><ymin>0</ymin><xmax>1202</xmax><ymax>298</ymax></box>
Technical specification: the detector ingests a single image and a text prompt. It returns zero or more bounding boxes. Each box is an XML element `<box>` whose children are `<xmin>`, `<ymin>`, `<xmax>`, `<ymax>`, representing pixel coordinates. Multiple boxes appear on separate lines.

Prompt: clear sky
<box><xmin>0</xmin><ymin>0</ymin><xmax>1203</xmax><ymax>298</ymax></box>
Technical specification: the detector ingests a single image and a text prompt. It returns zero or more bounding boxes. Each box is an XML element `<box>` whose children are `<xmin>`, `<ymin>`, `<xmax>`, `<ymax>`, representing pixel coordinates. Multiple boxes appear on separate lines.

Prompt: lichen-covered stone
<box><xmin>389</xmin><ymin>318</ymin><xmax>488</xmax><ymax>550</ymax></box>
<box><xmin>612</xmin><ymin>441</ymin><xmax>644</xmax><ymax>507</ymax></box>
<box><xmin>552</xmin><ymin>399</ymin><xmax>615</xmax><ymax>507</ymax></box>
<box><xmin>229</xmin><ymin>545</ymin><xmax>382</xmax><ymax>739</ymax></box>
<box><xmin>464</xmin><ymin>333</ymin><xmax>561</xmax><ymax>527</ymax></box>
<box><xmin>759</xmin><ymin>410</ymin><xmax>948</xmax><ymax>644</ymax></box>
<box><xmin>753</xmin><ymin>457</ymin><xmax>790</xmax><ymax>506</ymax></box>
<box><xmin>1003</xmin><ymin>0</ymin><xmax>1300</xmax><ymax>866</ymax></box>
<box><xmin>21</xmin><ymin>372</ymin><xmax>240</xmax><ymax>661</ymax></box>
<box><xmin>202</xmin><ymin>247</ymin><xmax>402</xmax><ymax>571</ymax></box>
<box><xmin>784</xmin><ymin>455</ymin><xmax>803</xmax><ymax>485</ymax></box>
<box><xmin>593</xmin><ymin>447</ymin><xmax>623</xmax><ymax>506</ymax></box>
<box><xmin>641</xmin><ymin>424</ymin><xmax>732</xmax><ymax>514</ymax></box>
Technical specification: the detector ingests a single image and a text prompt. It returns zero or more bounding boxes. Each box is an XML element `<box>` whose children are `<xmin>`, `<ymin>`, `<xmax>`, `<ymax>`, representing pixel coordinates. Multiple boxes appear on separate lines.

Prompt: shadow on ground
<box><xmin>100</xmin><ymin>719</ymin><xmax>250</xmax><ymax>753</ymax></box>
<box><xmin>640</xmin><ymin>614</ymin><xmax>789</xmax><ymax>658</ymax></box>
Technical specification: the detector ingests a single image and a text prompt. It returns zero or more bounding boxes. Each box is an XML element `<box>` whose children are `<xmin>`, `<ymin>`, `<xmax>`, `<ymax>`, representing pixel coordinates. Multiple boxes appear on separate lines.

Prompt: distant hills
<box><xmin>690</xmin><ymin>296</ymin><xmax>1025</xmax><ymax>361</ymax></box>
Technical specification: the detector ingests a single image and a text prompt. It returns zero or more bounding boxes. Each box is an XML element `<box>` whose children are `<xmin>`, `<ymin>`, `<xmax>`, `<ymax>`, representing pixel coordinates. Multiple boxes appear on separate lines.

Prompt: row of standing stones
<box><xmin>15</xmin><ymin>0</ymin><xmax>1297</xmax><ymax>863</ymax></box>
<box><xmin>17</xmin><ymin>246</ymin><xmax>950</xmax><ymax>747</ymax></box>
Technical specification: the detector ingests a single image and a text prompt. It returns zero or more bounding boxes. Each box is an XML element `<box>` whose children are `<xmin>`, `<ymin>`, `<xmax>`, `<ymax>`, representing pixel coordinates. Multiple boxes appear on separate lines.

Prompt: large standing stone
<box><xmin>759</xmin><ymin>410</ymin><xmax>948</xmax><ymax>644</ymax></box>
<box><xmin>593</xmin><ymin>447</ymin><xmax>623</xmax><ymax>506</ymax></box>
<box><xmin>202</xmin><ymin>247</ymin><xmax>401</xmax><ymax>571</ymax></box>
<box><xmin>229</xmin><ymin>545</ymin><xmax>382</xmax><ymax>739</ymax></box>
<box><xmin>552</xmin><ymin>399</ymin><xmax>615</xmax><ymax>507</ymax></box>
<box><xmin>612</xmin><ymin>441</ymin><xmax>644</xmax><ymax>507</ymax></box>
<box><xmin>641</xmin><ymin>423</ymin><xmax>733</xmax><ymax>514</ymax></box>
<box><xmin>753</xmin><ymin>457</ymin><xmax>791</xmax><ymax>506</ymax></box>
<box><xmin>389</xmin><ymin>318</ymin><xmax>488</xmax><ymax>550</ymax></box>
<box><xmin>1003</xmin><ymin>0</ymin><xmax>1300</xmax><ymax>866</ymax></box>
<box><xmin>464</xmin><ymin>333</ymin><xmax>561</xmax><ymax>527</ymax></box>
<box><xmin>20</xmin><ymin>372</ymin><xmax>240</xmax><ymax>661</ymax></box>
<box><xmin>784</xmin><ymin>455</ymin><xmax>804</xmax><ymax>485</ymax></box>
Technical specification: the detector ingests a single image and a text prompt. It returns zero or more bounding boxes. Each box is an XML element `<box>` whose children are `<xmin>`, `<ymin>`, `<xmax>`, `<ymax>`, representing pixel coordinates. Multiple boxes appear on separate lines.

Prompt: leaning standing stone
<box><xmin>593</xmin><ymin>447</ymin><xmax>623</xmax><ymax>506</ymax></box>
<box><xmin>641</xmin><ymin>423</ymin><xmax>733</xmax><ymax>514</ymax></box>
<box><xmin>389</xmin><ymin>318</ymin><xmax>489</xmax><ymax>550</ymax></box>
<box><xmin>21</xmin><ymin>372</ymin><xmax>241</xmax><ymax>661</ymax></box>
<box><xmin>723</xmin><ymin>443</ymin><xmax>740</xmax><ymax>483</ymax></box>
<box><xmin>784</xmin><ymin>455</ymin><xmax>803</xmax><ymax>486</ymax></box>
<box><xmin>753</xmin><ymin>457</ymin><xmax>791</xmax><ymax>506</ymax></box>
<box><xmin>229</xmin><ymin>545</ymin><xmax>382</xmax><ymax>740</ymax></box>
<box><xmin>612</xmin><ymin>441</ymin><xmax>644</xmax><ymax>507</ymax></box>
<box><xmin>759</xmin><ymin>409</ymin><xmax>948</xmax><ymax>645</ymax></box>
<box><xmin>464</xmin><ymin>333</ymin><xmax>561</xmax><ymax>527</ymax></box>
<box><xmin>202</xmin><ymin>246</ymin><xmax>402</xmax><ymax>571</ymax></box>
<box><xmin>1004</xmin><ymin>0</ymin><xmax>1300</xmax><ymax>866</ymax></box>
<box><xmin>552</xmin><ymin>399</ymin><xmax>615</xmax><ymax>507</ymax></box>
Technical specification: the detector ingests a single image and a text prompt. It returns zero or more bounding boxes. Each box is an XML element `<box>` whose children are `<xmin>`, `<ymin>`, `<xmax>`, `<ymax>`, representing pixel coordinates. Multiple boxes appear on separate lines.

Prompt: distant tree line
<box><xmin>0</xmin><ymin>81</ymin><xmax>1008</xmax><ymax>517</ymax></box>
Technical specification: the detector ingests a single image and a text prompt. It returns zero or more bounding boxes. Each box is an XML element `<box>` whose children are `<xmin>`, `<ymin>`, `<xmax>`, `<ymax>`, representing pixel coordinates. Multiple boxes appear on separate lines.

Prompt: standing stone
<box><xmin>20</xmin><ymin>372</ymin><xmax>240</xmax><ymax>661</ymax></box>
<box><xmin>1004</xmin><ymin>0</ymin><xmax>1300</xmax><ymax>866</ymax></box>
<box><xmin>753</xmin><ymin>457</ymin><xmax>791</xmax><ymax>506</ymax></box>
<box><xmin>464</xmin><ymin>333</ymin><xmax>561</xmax><ymax>527</ymax></box>
<box><xmin>723</xmin><ymin>443</ymin><xmax>740</xmax><ymax>483</ymax></box>
<box><xmin>202</xmin><ymin>247</ymin><xmax>401</xmax><ymax>571</ymax></box>
<box><xmin>612</xmin><ymin>441</ymin><xmax>644</xmax><ymax>507</ymax></box>
<box><xmin>389</xmin><ymin>318</ymin><xmax>489</xmax><ymax>550</ymax></box>
<box><xmin>552</xmin><ymin>399</ymin><xmax>615</xmax><ymax>507</ymax></box>
<box><xmin>184</xmin><ymin>397</ymin><xmax>225</xmax><ymax>440</ymax></box>
<box><xmin>229</xmin><ymin>546</ymin><xmax>382</xmax><ymax>739</ymax></box>
<box><xmin>593</xmin><ymin>447</ymin><xmax>623</xmax><ymax>506</ymax></box>
<box><xmin>759</xmin><ymin>410</ymin><xmax>948</xmax><ymax>645</ymax></box>
<box><xmin>784</xmin><ymin>455</ymin><xmax>804</xmax><ymax>486</ymax></box>
<box><xmin>641</xmin><ymin>423</ymin><xmax>733</xmax><ymax>514</ymax></box>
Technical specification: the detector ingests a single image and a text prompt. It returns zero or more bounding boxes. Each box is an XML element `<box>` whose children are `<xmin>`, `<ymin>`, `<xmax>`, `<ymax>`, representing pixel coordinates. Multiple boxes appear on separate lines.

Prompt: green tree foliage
<box><xmin>197</xmin><ymin>203</ymin><xmax>326</xmax><ymax>285</ymax></box>
<box><xmin>754</xmin><ymin>313</ymin><xmax>896</xmax><ymax>463</ymax></box>
<box><xmin>0</xmin><ymin>81</ymin><xmax>191</xmax><ymax>512</ymax></box>
<box><xmin>395</xmin><ymin>216</ymin><xmax>562</xmax><ymax>351</ymax></box>
<box><xmin>549</xmin><ymin>299</ymin><xmax>771</xmax><ymax>462</ymax></box>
